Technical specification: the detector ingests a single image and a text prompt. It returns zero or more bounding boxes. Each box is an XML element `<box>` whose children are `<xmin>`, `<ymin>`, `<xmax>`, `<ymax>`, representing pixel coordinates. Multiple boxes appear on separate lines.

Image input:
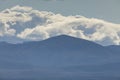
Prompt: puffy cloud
<box><xmin>0</xmin><ymin>22</ymin><xmax>16</xmax><ymax>37</ymax></box>
<box><xmin>0</xmin><ymin>5</ymin><xmax>120</xmax><ymax>46</ymax></box>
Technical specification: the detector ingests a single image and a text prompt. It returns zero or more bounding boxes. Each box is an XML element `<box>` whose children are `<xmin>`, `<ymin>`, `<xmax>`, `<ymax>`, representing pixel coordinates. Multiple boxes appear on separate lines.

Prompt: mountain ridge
<box><xmin>0</xmin><ymin>35</ymin><xmax>120</xmax><ymax>80</ymax></box>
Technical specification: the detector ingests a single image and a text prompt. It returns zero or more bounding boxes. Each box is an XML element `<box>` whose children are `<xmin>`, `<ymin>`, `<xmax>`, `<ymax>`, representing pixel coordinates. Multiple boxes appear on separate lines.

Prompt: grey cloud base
<box><xmin>0</xmin><ymin>5</ymin><xmax>120</xmax><ymax>46</ymax></box>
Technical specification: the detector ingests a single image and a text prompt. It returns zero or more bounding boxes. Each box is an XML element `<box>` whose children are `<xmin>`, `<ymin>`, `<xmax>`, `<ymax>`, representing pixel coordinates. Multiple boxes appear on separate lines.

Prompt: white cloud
<box><xmin>0</xmin><ymin>5</ymin><xmax>120</xmax><ymax>46</ymax></box>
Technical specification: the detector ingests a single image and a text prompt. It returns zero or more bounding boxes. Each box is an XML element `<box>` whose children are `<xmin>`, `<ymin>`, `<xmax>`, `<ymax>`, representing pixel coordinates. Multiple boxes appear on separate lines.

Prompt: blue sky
<box><xmin>0</xmin><ymin>0</ymin><xmax>119</xmax><ymax>23</ymax></box>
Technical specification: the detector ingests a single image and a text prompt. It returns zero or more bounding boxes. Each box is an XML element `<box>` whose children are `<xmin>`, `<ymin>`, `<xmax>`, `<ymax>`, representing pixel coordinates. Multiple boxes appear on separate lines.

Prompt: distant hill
<box><xmin>0</xmin><ymin>35</ymin><xmax>120</xmax><ymax>80</ymax></box>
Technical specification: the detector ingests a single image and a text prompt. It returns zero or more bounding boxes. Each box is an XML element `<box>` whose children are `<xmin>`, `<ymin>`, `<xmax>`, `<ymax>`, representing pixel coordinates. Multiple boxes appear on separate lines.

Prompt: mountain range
<box><xmin>0</xmin><ymin>35</ymin><xmax>120</xmax><ymax>80</ymax></box>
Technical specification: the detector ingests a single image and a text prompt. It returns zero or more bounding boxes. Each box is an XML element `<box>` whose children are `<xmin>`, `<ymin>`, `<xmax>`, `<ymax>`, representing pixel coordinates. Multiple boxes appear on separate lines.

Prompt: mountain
<box><xmin>106</xmin><ymin>45</ymin><xmax>120</xmax><ymax>54</ymax></box>
<box><xmin>0</xmin><ymin>35</ymin><xmax>120</xmax><ymax>80</ymax></box>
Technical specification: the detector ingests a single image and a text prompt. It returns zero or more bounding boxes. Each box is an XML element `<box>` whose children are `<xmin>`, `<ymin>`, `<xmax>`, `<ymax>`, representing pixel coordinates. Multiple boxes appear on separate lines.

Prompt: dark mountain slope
<box><xmin>0</xmin><ymin>35</ymin><xmax>112</xmax><ymax>67</ymax></box>
<box><xmin>0</xmin><ymin>35</ymin><xmax>120</xmax><ymax>80</ymax></box>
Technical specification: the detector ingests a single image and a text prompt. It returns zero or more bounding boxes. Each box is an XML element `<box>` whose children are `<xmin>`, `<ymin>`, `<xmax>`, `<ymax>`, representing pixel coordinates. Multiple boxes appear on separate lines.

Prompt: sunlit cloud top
<box><xmin>0</xmin><ymin>5</ymin><xmax>120</xmax><ymax>46</ymax></box>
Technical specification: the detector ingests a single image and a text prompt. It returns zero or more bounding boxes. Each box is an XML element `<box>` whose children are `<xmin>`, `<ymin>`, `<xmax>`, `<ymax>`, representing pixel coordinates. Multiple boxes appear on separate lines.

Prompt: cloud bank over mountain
<box><xmin>0</xmin><ymin>5</ymin><xmax>120</xmax><ymax>46</ymax></box>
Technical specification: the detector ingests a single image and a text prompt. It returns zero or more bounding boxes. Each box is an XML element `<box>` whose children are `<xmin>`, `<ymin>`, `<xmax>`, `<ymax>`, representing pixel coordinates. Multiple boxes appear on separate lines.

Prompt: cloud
<box><xmin>0</xmin><ymin>5</ymin><xmax>120</xmax><ymax>46</ymax></box>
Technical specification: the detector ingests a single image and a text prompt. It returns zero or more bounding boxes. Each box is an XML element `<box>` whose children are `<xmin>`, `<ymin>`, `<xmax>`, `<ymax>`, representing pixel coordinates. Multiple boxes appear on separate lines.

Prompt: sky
<box><xmin>0</xmin><ymin>0</ymin><xmax>120</xmax><ymax>23</ymax></box>
<box><xmin>0</xmin><ymin>0</ymin><xmax>120</xmax><ymax>46</ymax></box>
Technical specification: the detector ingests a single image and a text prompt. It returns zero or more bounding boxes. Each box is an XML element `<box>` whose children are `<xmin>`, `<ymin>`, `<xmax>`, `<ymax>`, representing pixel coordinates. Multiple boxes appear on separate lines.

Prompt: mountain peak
<box><xmin>51</xmin><ymin>35</ymin><xmax>78</xmax><ymax>39</ymax></box>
